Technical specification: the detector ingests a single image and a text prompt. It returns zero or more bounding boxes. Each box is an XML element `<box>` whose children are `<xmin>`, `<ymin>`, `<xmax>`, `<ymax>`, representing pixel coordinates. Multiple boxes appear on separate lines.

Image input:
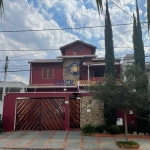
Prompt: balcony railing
<box><xmin>89</xmin><ymin>77</ymin><xmax>104</xmax><ymax>81</ymax></box>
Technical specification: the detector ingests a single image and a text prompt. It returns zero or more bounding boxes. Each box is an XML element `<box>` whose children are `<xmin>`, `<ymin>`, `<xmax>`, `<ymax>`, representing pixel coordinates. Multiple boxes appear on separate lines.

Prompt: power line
<box><xmin>7</xmin><ymin>46</ymin><xmax>150</xmax><ymax>59</ymax></box>
<box><xmin>108</xmin><ymin>0</ymin><xmax>148</xmax><ymax>30</ymax></box>
<box><xmin>9</xmin><ymin>50</ymin><xmax>54</xmax><ymax>58</ymax></box>
<box><xmin>0</xmin><ymin>22</ymin><xmax>147</xmax><ymax>33</ymax></box>
<box><xmin>108</xmin><ymin>0</ymin><xmax>133</xmax><ymax>18</ymax></box>
<box><xmin>0</xmin><ymin>46</ymin><xmax>150</xmax><ymax>52</ymax></box>
<box><xmin>0</xmin><ymin>48</ymin><xmax>59</xmax><ymax>52</ymax></box>
<box><xmin>90</xmin><ymin>30</ymin><xmax>133</xmax><ymax>42</ymax></box>
<box><xmin>0</xmin><ymin>54</ymin><xmax>149</xmax><ymax>73</ymax></box>
<box><xmin>6</xmin><ymin>47</ymin><xmax>134</xmax><ymax>59</ymax></box>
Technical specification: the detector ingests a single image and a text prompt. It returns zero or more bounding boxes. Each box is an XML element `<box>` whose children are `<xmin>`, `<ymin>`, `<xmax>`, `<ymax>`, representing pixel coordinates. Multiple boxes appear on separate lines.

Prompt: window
<box><xmin>80</xmin><ymin>70</ymin><xmax>87</xmax><ymax>76</ymax></box>
<box><xmin>64</xmin><ymin>68</ymin><xmax>69</xmax><ymax>75</ymax></box>
<box><xmin>73</xmin><ymin>49</ymin><xmax>83</xmax><ymax>52</ymax></box>
<box><xmin>42</xmin><ymin>69</ymin><xmax>53</xmax><ymax>79</ymax></box>
<box><xmin>90</xmin><ymin>70</ymin><xmax>104</xmax><ymax>77</ymax></box>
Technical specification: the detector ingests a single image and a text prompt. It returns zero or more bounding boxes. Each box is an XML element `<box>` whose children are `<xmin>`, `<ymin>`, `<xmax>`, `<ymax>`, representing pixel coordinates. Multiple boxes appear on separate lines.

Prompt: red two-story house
<box><xmin>3</xmin><ymin>40</ymin><xmax>121</xmax><ymax>131</ymax></box>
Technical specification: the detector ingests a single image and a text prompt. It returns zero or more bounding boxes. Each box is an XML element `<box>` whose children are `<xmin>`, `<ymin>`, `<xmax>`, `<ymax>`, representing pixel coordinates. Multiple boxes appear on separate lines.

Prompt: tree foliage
<box><xmin>148</xmin><ymin>0</ymin><xmax>150</xmax><ymax>30</ymax></box>
<box><xmin>133</xmin><ymin>0</ymin><xmax>145</xmax><ymax>70</ymax></box>
<box><xmin>0</xmin><ymin>0</ymin><xmax>4</xmax><ymax>18</ymax></box>
<box><xmin>96</xmin><ymin>0</ymin><xmax>150</xmax><ymax>30</ymax></box>
<box><xmin>105</xmin><ymin>0</ymin><xmax>115</xmax><ymax>76</ymax></box>
<box><xmin>88</xmin><ymin>64</ymin><xmax>149</xmax><ymax>141</ymax></box>
<box><xmin>88</xmin><ymin>65</ymin><xmax>149</xmax><ymax>112</ymax></box>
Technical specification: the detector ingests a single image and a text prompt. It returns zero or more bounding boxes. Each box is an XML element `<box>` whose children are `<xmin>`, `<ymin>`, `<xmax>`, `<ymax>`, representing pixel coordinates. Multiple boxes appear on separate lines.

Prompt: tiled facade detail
<box><xmin>63</xmin><ymin>58</ymin><xmax>80</xmax><ymax>81</ymax></box>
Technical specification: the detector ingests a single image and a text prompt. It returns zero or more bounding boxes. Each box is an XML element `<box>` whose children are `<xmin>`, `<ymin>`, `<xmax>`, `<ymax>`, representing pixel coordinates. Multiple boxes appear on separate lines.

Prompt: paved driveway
<box><xmin>0</xmin><ymin>131</ymin><xmax>149</xmax><ymax>149</ymax></box>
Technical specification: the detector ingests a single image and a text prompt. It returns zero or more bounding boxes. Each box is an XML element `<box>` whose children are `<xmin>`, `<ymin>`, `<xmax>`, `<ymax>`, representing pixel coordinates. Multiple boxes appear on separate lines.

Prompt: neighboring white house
<box><xmin>0</xmin><ymin>81</ymin><xmax>27</xmax><ymax>101</ymax></box>
<box><xmin>0</xmin><ymin>81</ymin><xmax>27</xmax><ymax>114</ymax></box>
<box><xmin>122</xmin><ymin>54</ymin><xmax>150</xmax><ymax>82</ymax></box>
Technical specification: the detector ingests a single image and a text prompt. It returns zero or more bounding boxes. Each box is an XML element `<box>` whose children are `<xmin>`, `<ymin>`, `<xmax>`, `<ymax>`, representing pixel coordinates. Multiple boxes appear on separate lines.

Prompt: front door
<box><xmin>69</xmin><ymin>98</ymin><xmax>80</xmax><ymax>129</ymax></box>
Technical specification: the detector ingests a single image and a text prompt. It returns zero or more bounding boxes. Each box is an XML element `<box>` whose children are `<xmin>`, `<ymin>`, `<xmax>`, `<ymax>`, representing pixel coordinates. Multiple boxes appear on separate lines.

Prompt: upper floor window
<box><xmin>42</xmin><ymin>69</ymin><xmax>54</xmax><ymax>79</ymax></box>
<box><xmin>80</xmin><ymin>70</ymin><xmax>87</xmax><ymax>76</ymax></box>
<box><xmin>64</xmin><ymin>68</ymin><xmax>69</xmax><ymax>75</ymax></box>
<box><xmin>73</xmin><ymin>49</ymin><xmax>83</xmax><ymax>52</ymax></box>
<box><xmin>90</xmin><ymin>70</ymin><xmax>104</xmax><ymax>77</ymax></box>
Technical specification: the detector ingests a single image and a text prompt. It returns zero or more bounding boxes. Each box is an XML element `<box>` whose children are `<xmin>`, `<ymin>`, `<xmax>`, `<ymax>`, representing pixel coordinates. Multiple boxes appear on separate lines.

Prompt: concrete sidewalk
<box><xmin>0</xmin><ymin>131</ymin><xmax>149</xmax><ymax>150</ymax></box>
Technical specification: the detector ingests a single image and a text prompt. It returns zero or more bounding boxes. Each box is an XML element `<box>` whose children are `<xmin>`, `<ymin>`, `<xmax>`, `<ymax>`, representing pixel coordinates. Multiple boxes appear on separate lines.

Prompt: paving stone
<box><xmin>100</xmin><ymin>137</ymin><xmax>118</xmax><ymax>149</ymax></box>
<box><xmin>131</xmin><ymin>138</ymin><xmax>150</xmax><ymax>150</ymax></box>
<box><xmin>10</xmin><ymin>132</ymin><xmax>26</xmax><ymax>135</ymax></box>
<box><xmin>1</xmin><ymin>131</ymin><xmax>150</xmax><ymax>150</ymax></box>
<box><xmin>67</xmin><ymin>137</ymin><xmax>81</xmax><ymax>143</ymax></box>
<box><xmin>53</xmin><ymin>134</ymin><xmax>66</xmax><ymax>138</ymax></box>
<box><xmin>0</xmin><ymin>132</ymin><xmax>12</xmax><ymax>135</ymax></box>
<box><xmin>54</xmin><ymin>131</ymin><xmax>67</xmax><ymax>135</ymax></box>
<box><xmin>84</xmin><ymin>137</ymin><xmax>98</xmax><ymax>142</ymax></box>
<box><xmin>115</xmin><ymin>138</ymin><xmax>127</xmax><ymax>141</ymax></box>
<box><xmin>66</xmin><ymin>142</ymin><xmax>81</xmax><ymax>148</ymax></box>
<box><xmin>84</xmin><ymin>142</ymin><xmax>100</xmax><ymax>148</ymax></box>
<box><xmin>26</xmin><ymin>131</ymin><xmax>40</xmax><ymax>135</ymax></box>
<box><xmin>69</xmin><ymin>131</ymin><xmax>81</xmax><ymax>135</ymax></box>
<box><xmin>35</xmin><ymin>132</ymin><xmax>52</xmax><ymax>140</ymax></box>
<box><xmin>4</xmin><ymin>132</ymin><xmax>26</xmax><ymax>140</ymax></box>
<box><xmin>50</xmin><ymin>137</ymin><xmax>65</xmax><ymax>142</ymax></box>
<box><xmin>68</xmin><ymin>135</ymin><xmax>81</xmax><ymax>138</ymax></box>
<box><xmin>9</xmin><ymin>133</ymin><xmax>38</xmax><ymax>147</ymax></box>
<box><xmin>46</xmin><ymin>142</ymin><xmax>63</xmax><ymax>148</ymax></box>
<box><xmin>0</xmin><ymin>141</ymin><xmax>10</xmax><ymax>147</ymax></box>
<box><xmin>0</xmin><ymin>134</ymin><xmax>11</xmax><ymax>139</ymax></box>
<box><xmin>8</xmin><ymin>140</ymin><xmax>29</xmax><ymax>148</ymax></box>
<box><xmin>28</xmin><ymin>139</ymin><xmax>47</xmax><ymax>148</ymax></box>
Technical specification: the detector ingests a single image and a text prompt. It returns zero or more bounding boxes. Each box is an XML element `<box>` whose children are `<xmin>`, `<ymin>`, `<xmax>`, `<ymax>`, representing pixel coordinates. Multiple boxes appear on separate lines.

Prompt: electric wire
<box><xmin>0</xmin><ymin>22</ymin><xmax>147</xmax><ymax>33</ymax></box>
<box><xmin>0</xmin><ymin>54</ymin><xmax>149</xmax><ymax>73</ymax></box>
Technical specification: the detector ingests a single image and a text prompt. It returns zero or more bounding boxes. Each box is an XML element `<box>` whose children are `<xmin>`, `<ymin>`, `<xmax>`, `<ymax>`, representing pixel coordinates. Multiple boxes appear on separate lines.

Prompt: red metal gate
<box><xmin>69</xmin><ymin>98</ymin><xmax>80</xmax><ymax>128</ymax></box>
<box><xmin>15</xmin><ymin>98</ymin><xmax>65</xmax><ymax>130</ymax></box>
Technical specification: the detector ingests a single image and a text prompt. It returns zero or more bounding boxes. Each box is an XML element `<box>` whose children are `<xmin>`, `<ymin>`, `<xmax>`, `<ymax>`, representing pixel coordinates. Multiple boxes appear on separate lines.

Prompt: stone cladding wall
<box><xmin>80</xmin><ymin>96</ymin><xmax>105</xmax><ymax>127</ymax></box>
<box><xmin>63</xmin><ymin>58</ymin><xmax>80</xmax><ymax>81</ymax></box>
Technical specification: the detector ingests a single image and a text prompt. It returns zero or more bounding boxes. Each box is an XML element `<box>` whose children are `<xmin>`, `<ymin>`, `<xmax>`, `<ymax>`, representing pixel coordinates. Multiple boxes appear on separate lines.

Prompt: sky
<box><xmin>0</xmin><ymin>0</ymin><xmax>149</xmax><ymax>84</ymax></box>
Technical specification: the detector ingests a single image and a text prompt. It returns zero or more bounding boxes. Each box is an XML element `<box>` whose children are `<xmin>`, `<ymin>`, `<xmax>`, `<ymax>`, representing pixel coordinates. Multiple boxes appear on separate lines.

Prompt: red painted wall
<box><xmin>117</xmin><ymin>110</ymin><xmax>137</xmax><ymax>127</ymax></box>
<box><xmin>30</xmin><ymin>63</ymin><xmax>63</xmax><ymax>85</ymax></box>
<box><xmin>64</xmin><ymin>44</ymin><xmax>92</xmax><ymax>55</ymax></box>
<box><xmin>3</xmin><ymin>92</ymin><xmax>90</xmax><ymax>131</ymax></box>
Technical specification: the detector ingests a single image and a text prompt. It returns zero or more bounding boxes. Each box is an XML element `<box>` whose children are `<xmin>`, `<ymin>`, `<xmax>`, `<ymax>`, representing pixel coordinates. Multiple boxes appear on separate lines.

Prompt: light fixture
<box><xmin>63</xmin><ymin>88</ymin><xmax>67</xmax><ymax>92</ymax></box>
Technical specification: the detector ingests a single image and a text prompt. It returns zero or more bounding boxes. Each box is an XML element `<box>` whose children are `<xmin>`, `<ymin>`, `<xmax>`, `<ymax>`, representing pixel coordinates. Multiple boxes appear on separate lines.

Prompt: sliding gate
<box><xmin>15</xmin><ymin>98</ymin><xmax>65</xmax><ymax>130</ymax></box>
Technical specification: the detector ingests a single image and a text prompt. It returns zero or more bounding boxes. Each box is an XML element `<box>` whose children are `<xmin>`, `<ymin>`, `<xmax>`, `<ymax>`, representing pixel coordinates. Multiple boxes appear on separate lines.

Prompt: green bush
<box><xmin>119</xmin><ymin>125</ymin><xmax>135</xmax><ymax>134</ymax></box>
<box><xmin>116</xmin><ymin>141</ymin><xmax>139</xmax><ymax>146</ymax></box>
<box><xmin>119</xmin><ymin>126</ymin><xmax>125</xmax><ymax>133</ymax></box>
<box><xmin>95</xmin><ymin>124</ymin><xmax>106</xmax><ymax>133</ymax></box>
<box><xmin>82</xmin><ymin>124</ymin><xmax>96</xmax><ymax>134</ymax></box>
<box><xmin>108</xmin><ymin>125</ymin><xmax>121</xmax><ymax>134</ymax></box>
<box><xmin>128</xmin><ymin>125</ymin><xmax>135</xmax><ymax>134</ymax></box>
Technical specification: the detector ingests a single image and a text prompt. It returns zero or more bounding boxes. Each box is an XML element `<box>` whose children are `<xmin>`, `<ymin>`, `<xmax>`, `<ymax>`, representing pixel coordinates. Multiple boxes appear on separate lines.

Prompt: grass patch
<box><xmin>116</xmin><ymin>141</ymin><xmax>139</xmax><ymax>145</ymax></box>
<box><xmin>116</xmin><ymin>141</ymin><xmax>140</xmax><ymax>149</ymax></box>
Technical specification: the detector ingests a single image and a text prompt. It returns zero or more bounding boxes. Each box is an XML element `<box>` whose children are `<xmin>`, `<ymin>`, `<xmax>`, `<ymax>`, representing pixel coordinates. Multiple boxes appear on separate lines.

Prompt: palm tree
<box><xmin>96</xmin><ymin>0</ymin><xmax>150</xmax><ymax>30</ymax></box>
<box><xmin>0</xmin><ymin>0</ymin><xmax>4</xmax><ymax>17</ymax></box>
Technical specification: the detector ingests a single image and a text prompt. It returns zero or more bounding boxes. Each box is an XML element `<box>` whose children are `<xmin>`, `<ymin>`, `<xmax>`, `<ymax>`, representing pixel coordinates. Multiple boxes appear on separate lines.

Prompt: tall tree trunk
<box><xmin>124</xmin><ymin>111</ymin><xmax>128</xmax><ymax>141</ymax></box>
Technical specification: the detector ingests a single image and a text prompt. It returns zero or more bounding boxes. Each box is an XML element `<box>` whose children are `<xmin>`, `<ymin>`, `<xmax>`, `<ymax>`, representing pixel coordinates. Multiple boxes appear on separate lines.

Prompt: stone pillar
<box><xmin>80</xmin><ymin>96</ymin><xmax>105</xmax><ymax>127</ymax></box>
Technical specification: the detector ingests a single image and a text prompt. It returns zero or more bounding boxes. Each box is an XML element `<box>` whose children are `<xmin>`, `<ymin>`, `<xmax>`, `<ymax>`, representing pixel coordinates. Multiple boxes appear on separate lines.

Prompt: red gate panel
<box><xmin>15</xmin><ymin>98</ymin><xmax>65</xmax><ymax>130</ymax></box>
<box><xmin>69</xmin><ymin>99</ymin><xmax>80</xmax><ymax>128</ymax></box>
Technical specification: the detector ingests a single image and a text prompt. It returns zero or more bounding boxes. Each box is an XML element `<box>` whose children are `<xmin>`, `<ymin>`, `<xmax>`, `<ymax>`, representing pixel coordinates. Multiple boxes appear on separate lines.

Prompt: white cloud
<box><xmin>0</xmin><ymin>0</ymin><xmax>148</xmax><ymax>84</ymax></box>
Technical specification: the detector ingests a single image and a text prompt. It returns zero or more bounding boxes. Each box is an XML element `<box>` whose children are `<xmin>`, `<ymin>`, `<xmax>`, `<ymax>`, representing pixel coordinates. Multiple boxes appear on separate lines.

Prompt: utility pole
<box><xmin>2</xmin><ymin>56</ymin><xmax>9</xmax><ymax>103</ymax></box>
